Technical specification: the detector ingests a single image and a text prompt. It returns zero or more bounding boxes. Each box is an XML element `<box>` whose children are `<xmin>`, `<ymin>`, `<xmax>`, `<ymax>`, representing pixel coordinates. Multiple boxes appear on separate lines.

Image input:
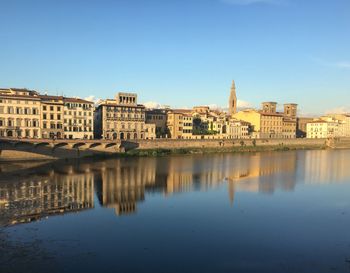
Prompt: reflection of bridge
<box><xmin>0</xmin><ymin>138</ymin><xmax>139</xmax><ymax>160</ymax></box>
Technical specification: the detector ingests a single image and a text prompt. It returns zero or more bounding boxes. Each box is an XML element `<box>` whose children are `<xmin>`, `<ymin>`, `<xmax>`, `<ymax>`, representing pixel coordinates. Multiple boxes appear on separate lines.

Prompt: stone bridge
<box><xmin>0</xmin><ymin>138</ymin><xmax>140</xmax><ymax>161</ymax></box>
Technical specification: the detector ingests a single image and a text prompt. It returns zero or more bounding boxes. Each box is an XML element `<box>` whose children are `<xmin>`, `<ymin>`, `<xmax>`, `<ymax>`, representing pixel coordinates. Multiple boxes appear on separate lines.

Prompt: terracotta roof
<box><xmin>259</xmin><ymin>111</ymin><xmax>284</xmax><ymax>117</ymax></box>
<box><xmin>307</xmin><ymin>120</ymin><xmax>328</xmax><ymax>124</ymax></box>
<box><xmin>169</xmin><ymin>109</ymin><xmax>192</xmax><ymax>114</ymax></box>
<box><xmin>39</xmin><ymin>95</ymin><xmax>64</xmax><ymax>100</ymax></box>
<box><xmin>97</xmin><ymin>103</ymin><xmax>145</xmax><ymax>109</ymax></box>
<box><xmin>64</xmin><ymin>97</ymin><xmax>94</xmax><ymax>104</ymax></box>
<box><xmin>10</xmin><ymin>88</ymin><xmax>38</xmax><ymax>93</ymax></box>
<box><xmin>0</xmin><ymin>93</ymin><xmax>41</xmax><ymax>100</ymax></box>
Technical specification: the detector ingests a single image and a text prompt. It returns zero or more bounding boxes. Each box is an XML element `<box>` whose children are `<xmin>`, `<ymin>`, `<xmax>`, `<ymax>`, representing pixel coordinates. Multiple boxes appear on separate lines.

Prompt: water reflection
<box><xmin>1</xmin><ymin>150</ymin><xmax>350</xmax><ymax>226</ymax></box>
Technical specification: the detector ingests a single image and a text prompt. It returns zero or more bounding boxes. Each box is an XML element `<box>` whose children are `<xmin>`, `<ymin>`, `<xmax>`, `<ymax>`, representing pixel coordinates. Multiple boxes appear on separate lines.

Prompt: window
<box><xmin>50</xmin><ymin>114</ymin><xmax>54</xmax><ymax>120</ymax></box>
<box><xmin>43</xmin><ymin>114</ymin><xmax>47</xmax><ymax>120</ymax></box>
<box><xmin>50</xmin><ymin>106</ymin><xmax>54</xmax><ymax>111</ymax></box>
<box><xmin>43</xmin><ymin>106</ymin><xmax>47</xmax><ymax>111</ymax></box>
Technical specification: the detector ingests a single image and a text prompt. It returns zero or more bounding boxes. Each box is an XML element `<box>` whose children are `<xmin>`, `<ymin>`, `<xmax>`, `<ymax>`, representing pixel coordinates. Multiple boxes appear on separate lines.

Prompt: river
<box><xmin>1</xmin><ymin>150</ymin><xmax>350</xmax><ymax>273</ymax></box>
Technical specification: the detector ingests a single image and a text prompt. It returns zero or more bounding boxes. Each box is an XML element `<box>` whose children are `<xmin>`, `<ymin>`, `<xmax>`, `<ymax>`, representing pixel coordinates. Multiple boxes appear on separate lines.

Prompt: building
<box><xmin>282</xmin><ymin>104</ymin><xmax>298</xmax><ymax>139</ymax></box>
<box><xmin>323</xmin><ymin>114</ymin><xmax>350</xmax><ymax>137</ymax></box>
<box><xmin>144</xmin><ymin>123</ymin><xmax>156</xmax><ymax>140</ymax></box>
<box><xmin>0</xmin><ymin>88</ymin><xmax>41</xmax><ymax>138</ymax></box>
<box><xmin>40</xmin><ymin>95</ymin><xmax>64</xmax><ymax>139</ymax></box>
<box><xmin>145</xmin><ymin>109</ymin><xmax>167</xmax><ymax>138</ymax></box>
<box><xmin>306</xmin><ymin>118</ymin><xmax>339</xmax><ymax>139</ymax></box>
<box><xmin>0</xmin><ymin>88</ymin><xmax>94</xmax><ymax>140</ymax></box>
<box><xmin>166</xmin><ymin>106</ymin><xmax>250</xmax><ymax>140</ymax></box>
<box><xmin>228</xmin><ymin>80</ymin><xmax>237</xmax><ymax>116</ymax></box>
<box><xmin>233</xmin><ymin>102</ymin><xmax>297</xmax><ymax>139</ymax></box>
<box><xmin>229</xmin><ymin>119</ymin><xmax>250</xmax><ymax>139</ymax></box>
<box><xmin>63</xmin><ymin>98</ymin><xmax>94</xmax><ymax>139</ymax></box>
<box><xmin>94</xmin><ymin>92</ymin><xmax>149</xmax><ymax>140</ymax></box>
<box><xmin>166</xmin><ymin>109</ymin><xmax>192</xmax><ymax>139</ymax></box>
<box><xmin>297</xmin><ymin>117</ymin><xmax>314</xmax><ymax>138</ymax></box>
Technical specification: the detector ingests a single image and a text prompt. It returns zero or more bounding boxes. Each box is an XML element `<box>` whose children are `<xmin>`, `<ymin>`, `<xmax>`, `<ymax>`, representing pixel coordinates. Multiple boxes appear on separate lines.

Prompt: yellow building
<box><xmin>233</xmin><ymin>102</ymin><xmax>297</xmax><ymax>139</ymax></box>
<box><xmin>0</xmin><ymin>88</ymin><xmax>41</xmax><ymax>138</ymax></box>
<box><xmin>63</xmin><ymin>98</ymin><xmax>94</xmax><ymax>139</ymax></box>
<box><xmin>144</xmin><ymin>123</ymin><xmax>156</xmax><ymax>139</ymax></box>
<box><xmin>0</xmin><ymin>88</ymin><xmax>95</xmax><ymax>140</ymax></box>
<box><xmin>40</xmin><ymin>95</ymin><xmax>64</xmax><ymax>139</ymax></box>
<box><xmin>166</xmin><ymin>109</ymin><xmax>193</xmax><ymax>139</ymax></box>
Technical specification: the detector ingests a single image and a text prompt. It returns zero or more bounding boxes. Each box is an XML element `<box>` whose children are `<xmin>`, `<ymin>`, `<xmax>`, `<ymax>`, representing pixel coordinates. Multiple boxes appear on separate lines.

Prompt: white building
<box><xmin>306</xmin><ymin>119</ymin><xmax>339</xmax><ymax>139</ymax></box>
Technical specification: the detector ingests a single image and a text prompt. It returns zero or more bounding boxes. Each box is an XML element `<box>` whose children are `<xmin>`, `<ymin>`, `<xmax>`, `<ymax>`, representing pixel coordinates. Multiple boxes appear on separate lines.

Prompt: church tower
<box><xmin>229</xmin><ymin>80</ymin><xmax>237</xmax><ymax>116</ymax></box>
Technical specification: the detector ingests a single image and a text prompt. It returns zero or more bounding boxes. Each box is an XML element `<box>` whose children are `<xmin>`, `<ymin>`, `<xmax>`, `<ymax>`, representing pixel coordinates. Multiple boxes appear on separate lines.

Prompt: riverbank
<box><xmin>125</xmin><ymin>143</ymin><xmax>327</xmax><ymax>157</ymax></box>
<box><xmin>0</xmin><ymin>137</ymin><xmax>340</xmax><ymax>161</ymax></box>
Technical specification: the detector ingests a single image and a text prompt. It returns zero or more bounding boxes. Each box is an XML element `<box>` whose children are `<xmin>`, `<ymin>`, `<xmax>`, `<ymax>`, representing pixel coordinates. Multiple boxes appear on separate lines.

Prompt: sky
<box><xmin>0</xmin><ymin>0</ymin><xmax>349</xmax><ymax>115</ymax></box>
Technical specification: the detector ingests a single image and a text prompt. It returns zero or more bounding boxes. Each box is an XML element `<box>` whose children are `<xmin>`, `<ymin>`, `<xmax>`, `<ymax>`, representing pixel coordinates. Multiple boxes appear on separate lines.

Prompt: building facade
<box><xmin>297</xmin><ymin>117</ymin><xmax>314</xmax><ymax>138</ymax></box>
<box><xmin>145</xmin><ymin>109</ymin><xmax>167</xmax><ymax>138</ymax></box>
<box><xmin>0</xmin><ymin>88</ymin><xmax>94</xmax><ymax>140</ymax></box>
<box><xmin>94</xmin><ymin>92</ymin><xmax>151</xmax><ymax>140</ymax></box>
<box><xmin>63</xmin><ymin>98</ymin><xmax>94</xmax><ymax>139</ymax></box>
<box><xmin>324</xmin><ymin>114</ymin><xmax>350</xmax><ymax>137</ymax></box>
<box><xmin>228</xmin><ymin>80</ymin><xmax>237</xmax><ymax>116</ymax></box>
<box><xmin>233</xmin><ymin>102</ymin><xmax>297</xmax><ymax>139</ymax></box>
<box><xmin>40</xmin><ymin>95</ymin><xmax>64</xmax><ymax>139</ymax></box>
<box><xmin>0</xmin><ymin>88</ymin><xmax>41</xmax><ymax>138</ymax></box>
<box><xmin>306</xmin><ymin>119</ymin><xmax>339</xmax><ymax>139</ymax></box>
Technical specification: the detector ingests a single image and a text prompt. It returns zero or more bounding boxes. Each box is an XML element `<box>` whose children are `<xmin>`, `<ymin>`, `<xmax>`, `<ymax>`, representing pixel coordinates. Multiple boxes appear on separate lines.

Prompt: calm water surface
<box><xmin>1</xmin><ymin>150</ymin><xmax>350</xmax><ymax>273</ymax></box>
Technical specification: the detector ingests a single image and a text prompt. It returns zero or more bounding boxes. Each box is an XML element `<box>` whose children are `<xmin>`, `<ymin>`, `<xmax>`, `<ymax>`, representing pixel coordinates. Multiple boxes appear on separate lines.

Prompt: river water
<box><xmin>1</xmin><ymin>150</ymin><xmax>350</xmax><ymax>273</ymax></box>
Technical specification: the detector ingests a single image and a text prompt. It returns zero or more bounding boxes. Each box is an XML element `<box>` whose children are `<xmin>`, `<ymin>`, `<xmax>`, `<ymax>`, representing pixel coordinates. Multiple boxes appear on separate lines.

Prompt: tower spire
<box><xmin>229</xmin><ymin>80</ymin><xmax>237</xmax><ymax>116</ymax></box>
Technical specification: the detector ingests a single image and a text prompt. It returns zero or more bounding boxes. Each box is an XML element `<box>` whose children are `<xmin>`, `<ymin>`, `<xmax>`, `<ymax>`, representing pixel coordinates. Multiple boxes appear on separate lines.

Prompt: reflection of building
<box><xmin>0</xmin><ymin>169</ymin><xmax>94</xmax><ymax>226</ymax></box>
<box><xmin>302</xmin><ymin>150</ymin><xmax>350</xmax><ymax>184</ymax></box>
<box><xmin>95</xmin><ymin>158</ymin><xmax>157</xmax><ymax>215</ymax></box>
<box><xmin>0</xmin><ymin>150</ymin><xmax>306</xmax><ymax>222</ymax></box>
<box><xmin>162</xmin><ymin>152</ymin><xmax>298</xmax><ymax>204</ymax></box>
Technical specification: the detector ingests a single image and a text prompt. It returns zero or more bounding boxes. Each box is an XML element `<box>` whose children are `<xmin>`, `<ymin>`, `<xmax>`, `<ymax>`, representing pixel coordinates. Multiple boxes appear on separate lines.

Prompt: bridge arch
<box><xmin>89</xmin><ymin>143</ymin><xmax>102</xmax><ymax>149</ymax></box>
<box><xmin>105</xmin><ymin>143</ymin><xmax>117</xmax><ymax>148</ymax></box>
<box><xmin>34</xmin><ymin>142</ymin><xmax>50</xmax><ymax>148</ymax></box>
<box><xmin>72</xmin><ymin>142</ymin><xmax>86</xmax><ymax>149</ymax></box>
<box><xmin>14</xmin><ymin>142</ymin><xmax>34</xmax><ymax>149</ymax></box>
<box><xmin>53</xmin><ymin>143</ymin><xmax>69</xmax><ymax>149</ymax></box>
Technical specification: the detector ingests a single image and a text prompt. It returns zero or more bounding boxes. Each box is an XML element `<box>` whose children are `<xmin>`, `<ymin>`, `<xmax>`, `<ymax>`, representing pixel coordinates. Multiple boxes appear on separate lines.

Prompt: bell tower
<box><xmin>229</xmin><ymin>80</ymin><xmax>237</xmax><ymax>116</ymax></box>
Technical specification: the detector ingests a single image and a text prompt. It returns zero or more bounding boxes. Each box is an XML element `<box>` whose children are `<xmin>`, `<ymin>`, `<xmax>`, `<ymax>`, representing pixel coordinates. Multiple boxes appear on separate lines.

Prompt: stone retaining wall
<box><xmin>135</xmin><ymin>138</ymin><xmax>327</xmax><ymax>150</ymax></box>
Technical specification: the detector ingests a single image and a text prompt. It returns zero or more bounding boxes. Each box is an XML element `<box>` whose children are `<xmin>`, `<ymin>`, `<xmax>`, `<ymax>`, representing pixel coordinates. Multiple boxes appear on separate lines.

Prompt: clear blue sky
<box><xmin>0</xmin><ymin>0</ymin><xmax>349</xmax><ymax>114</ymax></box>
